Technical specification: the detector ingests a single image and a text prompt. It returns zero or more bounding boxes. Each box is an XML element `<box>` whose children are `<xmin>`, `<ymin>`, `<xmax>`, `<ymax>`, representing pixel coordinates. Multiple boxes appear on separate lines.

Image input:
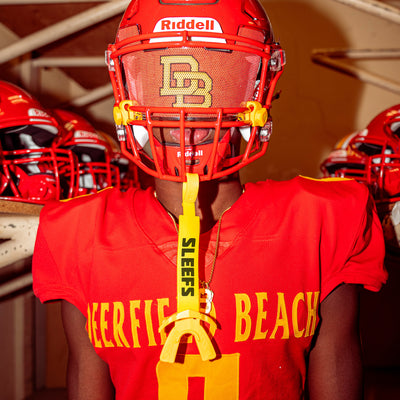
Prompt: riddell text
<box><xmin>161</xmin><ymin>19</ymin><xmax>215</xmax><ymax>31</ymax></box>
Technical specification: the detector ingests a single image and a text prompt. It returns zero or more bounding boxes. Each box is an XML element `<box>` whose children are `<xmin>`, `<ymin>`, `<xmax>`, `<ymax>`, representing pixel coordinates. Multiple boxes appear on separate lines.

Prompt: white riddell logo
<box><xmin>156</xmin><ymin>17</ymin><xmax>218</xmax><ymax>32</ymax></box>
<box><xmin>177</xmin><ymin>149</ymin><xmax>204</xmax><ymax>158</ymax></box>
<box><xmin>28</xmin><ymin>108</ymin><xmax>49</xmax><ymax>118</ymax></box>
<box><xmin>74</xmin><ymin>130</ymin><xmax>98</xmax><ymax>139</ymax></box>
<box><xmin>152</xmin><ymin>17</ymin><xmax>224</xmax><ymax>43</ymax></box>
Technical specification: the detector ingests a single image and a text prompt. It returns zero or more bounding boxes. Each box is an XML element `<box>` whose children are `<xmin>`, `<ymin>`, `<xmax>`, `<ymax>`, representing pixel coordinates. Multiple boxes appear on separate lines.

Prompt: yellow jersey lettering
<box><xmin>113</xmin><ymin>301</ymin><xmax>130</xmax><ymax>347</ymax></box>
<box><xmin>292</xmin><ymin>292</ymin><xmax>305</xmax><ymax>338</ymax></box>
<box><xmin>144</xmin><ymin>299</ymin><xmax>157</xmax><ymax>347</ymax></box>
<box><xmin>270</xmin><ymin>293</ymin><xmax>289</xmax><ymax>339</ymax></box>
<box><xmin>100</xmin><ymin>302</ymin><xmax>114</xmax><ymax>347</ymax></box>
<box><xmin>87</xmin><ymin>299</ymin><xmax>171</xmax><ymax>348</ymax></box>
<box><xmin>253</xmin><ymin>292</ymin><xmax>268</xmax><ymax>340</ymax></box>
<box><xmin>129</xmin><ymin>300</ymin><xmax>141</xmax><ymax>348</ymax></box>
<box><xmin>234</xmin><ymin>293</ymin><xmax>251</xmax><ymax>342</ymax></box>
<box><xmin>91</xmin><ymin>302</ymin><xmax>102</xmax><ymax>348</ymax></box>
<box><xmin>305</xmin><ymin>291</ymin><xmax>320</xmax><ymax>337</ymax></box>
<box><xmin>85</xmin><ymin>290</ymin><xmax>320</xmax><ymax>350</ymax></box>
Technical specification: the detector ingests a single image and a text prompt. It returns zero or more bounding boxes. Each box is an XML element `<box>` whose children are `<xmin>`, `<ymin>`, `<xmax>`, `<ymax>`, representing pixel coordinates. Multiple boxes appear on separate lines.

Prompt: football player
<box><xmin>32</xmin><ymin>1</ymin><xmax>387</xmax><ymax>399</ymax></box>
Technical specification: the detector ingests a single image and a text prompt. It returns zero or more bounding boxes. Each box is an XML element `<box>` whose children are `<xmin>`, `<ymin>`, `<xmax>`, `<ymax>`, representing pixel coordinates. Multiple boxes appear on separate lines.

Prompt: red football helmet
<box><xmin>321</xmin><ymin>104</ymin><xmax>400</xmax><ymax>204</ymax></box>
<box><xmin>361</xmin><ymin>105</ymin><xmax>400</xmax><ymax>202</ymax></box>
<box><xmin>320</xmin><ymin>130</ymin><xmax>371</xmax><ymax>184</ymax></box>
<box><xmin>107</xmin><ymin>0</ymin><xmax>285</xmax><ymax>182</ymax></box>
<box><xmin>0</xmin><ymin>80</ymin><xmax>79</xmax><ymax>204</ymax></box>
<box><xmin>52</xmin><ymin>109</ymin><xmax>121</xmax><ymax>195</ymax></box>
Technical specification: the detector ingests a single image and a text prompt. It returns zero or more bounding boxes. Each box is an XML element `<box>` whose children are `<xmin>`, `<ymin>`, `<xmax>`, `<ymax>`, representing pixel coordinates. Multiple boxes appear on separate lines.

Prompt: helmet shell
<box><xmin>0</xmin><ymin>80</ymin><xmax>59</xmax><ymax>133</ymax></box>
<box><xmin>107</xmin><ymin>0</ymin><xmax>285</xmax><ymax>181</ymax></box>
<box><xmin>53</xmin><ymin>109</ymin><xmax>122</xmax><ymax>194</ymax></box>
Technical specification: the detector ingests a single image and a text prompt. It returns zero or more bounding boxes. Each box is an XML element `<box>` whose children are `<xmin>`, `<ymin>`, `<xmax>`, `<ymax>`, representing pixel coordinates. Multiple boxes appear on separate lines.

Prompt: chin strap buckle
<box><xmin>113</xmin><ymin>100</ymin><xmax>143</xmax><ymax>126</ymax></box>
<box><xmin>237</xmin><ymin>101</ymin><xmax>269</xmax><ymax>127</ymax></box>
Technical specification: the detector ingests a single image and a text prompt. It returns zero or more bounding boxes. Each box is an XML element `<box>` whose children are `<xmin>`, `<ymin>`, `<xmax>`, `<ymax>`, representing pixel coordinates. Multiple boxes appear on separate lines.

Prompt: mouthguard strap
<box><xmin>177</xmin><ymin>173</ymin><xmax>200</xmax><ymax>312</ymax></box>
<box><xmin>159</xmin><ymin>173</ymin><xmax>217</xmax><ymax>363</ymax></box>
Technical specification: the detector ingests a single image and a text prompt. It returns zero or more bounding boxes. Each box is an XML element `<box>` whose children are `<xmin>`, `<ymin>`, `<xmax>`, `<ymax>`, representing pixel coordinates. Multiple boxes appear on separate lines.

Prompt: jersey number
<box><xmin>157</xmin><ymin>354</ymin><xmax>239</xmax><ymax>399</ymax></box>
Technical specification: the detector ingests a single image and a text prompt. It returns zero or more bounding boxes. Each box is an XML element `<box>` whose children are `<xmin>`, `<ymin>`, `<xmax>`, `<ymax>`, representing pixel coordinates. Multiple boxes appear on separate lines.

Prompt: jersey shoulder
<box><xmin>249</xmin><ymin>176</ymin><xmax>372</xmax><ymax>219</ymax></box>
<box><xmin>39</xmin><ymin>187</ymin><xmax>138</xmax><ymax>229</ymax></box>
<box><xmin>292</xmin><ymin>176</ymin><xmax>373</xmax><ymax>222</ymax></box>
<box><xmin>296</xmin><ymin>175</ymin><xmax>370</xmax><ymax>203</ymax></box>
<box><xmin>251</xmin><ymin>176</ymin><xmax>370</xmax><ymax>202</ymax></box>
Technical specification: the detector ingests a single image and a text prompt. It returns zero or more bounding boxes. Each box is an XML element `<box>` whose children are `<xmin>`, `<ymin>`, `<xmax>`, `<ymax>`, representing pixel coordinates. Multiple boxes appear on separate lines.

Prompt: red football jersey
<box><xmin>33</xmin><ymin>177</ymin><xmax>387</xmax><ymax>400</ymax></box>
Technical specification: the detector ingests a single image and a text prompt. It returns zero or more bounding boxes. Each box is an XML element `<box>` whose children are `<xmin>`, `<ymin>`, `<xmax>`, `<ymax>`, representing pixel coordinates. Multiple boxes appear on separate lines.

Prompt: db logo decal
<box><xmin>160</xmin><ymin>55</ymin><xmax>212</xmax><ymax>108</ymax></box>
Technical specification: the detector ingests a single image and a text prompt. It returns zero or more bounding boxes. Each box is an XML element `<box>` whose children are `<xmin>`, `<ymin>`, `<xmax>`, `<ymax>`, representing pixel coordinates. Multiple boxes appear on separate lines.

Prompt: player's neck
<box><xmin>154</xmin><ymin>174</ymin><xmax>243</xmax><ymax>233</ymax></box>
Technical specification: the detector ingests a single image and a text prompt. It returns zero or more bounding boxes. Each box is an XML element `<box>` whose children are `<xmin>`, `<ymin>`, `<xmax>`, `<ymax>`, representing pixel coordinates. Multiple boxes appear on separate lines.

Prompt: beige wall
<box><xmin>240</xmin><ymin>0</ymin><xmax>400</xmax><ymax>183</ymax></box>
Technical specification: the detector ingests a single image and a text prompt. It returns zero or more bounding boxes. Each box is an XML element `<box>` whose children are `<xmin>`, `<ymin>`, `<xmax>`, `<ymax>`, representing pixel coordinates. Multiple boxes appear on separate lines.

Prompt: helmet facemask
<box><xmin>52</xmin><ymin>109</ymin><xmax>122</xmax><ymax>195</ymax></box>
<box><xmin>107</xmin><ymin>14</ymin><xmax>285</xmax><ymax>182</ymax></box>
<box><xmin>0</xmin><ymin>124</ymin><xmax>79</xmax><ymax>203</ymax></box>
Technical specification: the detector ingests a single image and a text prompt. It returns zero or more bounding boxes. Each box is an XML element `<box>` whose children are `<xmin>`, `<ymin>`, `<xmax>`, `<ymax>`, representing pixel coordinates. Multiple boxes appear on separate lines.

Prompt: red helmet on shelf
<box><xmin>0</xmin><ymin>80</ymin><xmax>79</xmax><ymax>204</ymax></box>
<box><xmin>106</xmin><ymin>0</ymin><xmax>285</xmax><ymax>182</ymax></box>
<box><xmin>321</xmin><ymin>105</ymin><xmax>400</xmax><ymax>204</ymax></box>
<box><xmin>321</xmin><ymin>106</ymin><xmax>400</xmax><ymax>251</ymax></box>
<box><xmin>52</xmin><ymin>109</ymin><xmax>121</xmax><ymax>195</ymax></box>
<box><xmin>320</xmin><ymin>130</ymin><xmax>371</xmax><ymax>184</ymax></box>
<box><xmin>361</xmin><ymin>104</ymin><xmax>400</xmax><ymax>202</ymax></box>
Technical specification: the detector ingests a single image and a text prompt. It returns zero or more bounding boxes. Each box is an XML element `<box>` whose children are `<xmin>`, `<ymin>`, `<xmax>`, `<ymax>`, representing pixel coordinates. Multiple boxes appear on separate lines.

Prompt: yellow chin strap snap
<box><xmin>113</xmin><ymin>100</ymin><xmax>143</xmax><ymax>125</ymax></box>
<box><xmin>159</xmin><ymin>173</ymin><xmax>217</xmax><ymax>363</ymax></box>
<box><xmin>237</xmin><ymin>100</ymin><xmax>268</xmax><ymax>127</ymax></box>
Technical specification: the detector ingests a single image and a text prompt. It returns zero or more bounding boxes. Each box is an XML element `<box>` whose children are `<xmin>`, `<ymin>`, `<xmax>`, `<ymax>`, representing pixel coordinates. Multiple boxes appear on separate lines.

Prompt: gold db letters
<box><xmin>160</xmin><ymin>55</ymin><xmax>212</xmax><ymax>107</ymax></box>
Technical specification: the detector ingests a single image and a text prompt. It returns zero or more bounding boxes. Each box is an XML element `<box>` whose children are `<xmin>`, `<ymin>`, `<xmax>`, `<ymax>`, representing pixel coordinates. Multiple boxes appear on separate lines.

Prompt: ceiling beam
<box><xmin>31</xmin><ymin>56</ymin><xmax>106</xmax><ymax>67</ymax></box>
<box><xmin>331</xmin><ymin>0</ymin><xmax>400</xmax><ymax>24</ymax></box>
<box><xmin>312</xmin><ymin>47</ymin><xmax>400</xmax><ymax>59</ymax></box>
<box><xmin>0</xmin><ymin>1</ymin><xmax>112</xmax><ymax>4</ymax></box>
<box><xmin>0</xmin><ymin>0</ymin><xmax>129</xmax><ymax>65</ymax></box>
<box><xmin>311</xmin><ymin>48</ymin><xmax>400</xmax><ymax>95</ymax></box>
<box><xmin>68</xmin><ymin>83</ymin><xmax>114</xmax><ymax>107</ymax></box>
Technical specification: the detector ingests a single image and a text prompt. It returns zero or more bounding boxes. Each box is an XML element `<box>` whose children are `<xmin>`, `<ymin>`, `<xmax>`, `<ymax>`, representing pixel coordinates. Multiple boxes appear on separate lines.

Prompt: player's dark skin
<box><xmin>62</xmin><ymin>173</ymin><xmax>363</xmax><ymax>400</ymax></box>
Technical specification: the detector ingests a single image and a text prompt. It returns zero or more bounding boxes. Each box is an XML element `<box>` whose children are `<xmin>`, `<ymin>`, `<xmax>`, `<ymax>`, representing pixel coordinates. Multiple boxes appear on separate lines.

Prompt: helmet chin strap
<box><xmin>132</xmin><ymin>125</ymin><xmax>149</xmax><ymax>148</ymax></box>
<box><xmin>159</xmin><ymin>173</ymin><xmax>217</xmax><ymax>363</ymax></box>
<box><xmin>237</xmin><ymin>100</ymin><xmax>269</xmax><ymax>142</ymax></box>
<box><xmin>132</xmin><ymin>101</ymin><xmax>268</xmax><ymax>146</ymax></box>
<box><xmin>239</xmin><ymin>126</ymin><xmax>251</xmax><ymax>142</ymax></box>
